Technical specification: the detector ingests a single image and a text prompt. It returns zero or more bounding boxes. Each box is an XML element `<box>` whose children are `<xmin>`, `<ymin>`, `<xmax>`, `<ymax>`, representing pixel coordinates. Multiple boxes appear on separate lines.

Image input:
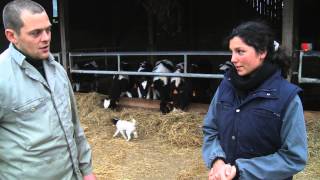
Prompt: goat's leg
<box><xmin>120</xmin><ymin>130</ymin><xmax>127</xmax><ymax>140</ymax></box>
<box><xmin>133</xmin><ymin>131</ymin><xmax>138</xmax><ymax>138</ymax></box>
<box><xmin>113</xmin><ymin>129</ymin><xmax>120</xmax><ymax>137</ymax></box>
<box><xmin>126</xmin><ymin>131</ymin><xmax>132</xmax><ymax>141</ymax></box>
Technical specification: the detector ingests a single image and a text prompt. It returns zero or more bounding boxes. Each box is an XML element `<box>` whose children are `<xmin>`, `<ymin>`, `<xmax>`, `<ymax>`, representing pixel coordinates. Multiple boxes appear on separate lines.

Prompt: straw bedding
<box><xmin>75</xmin><ymin>92</ymin><xmax>320</xmax><ymax>180</ymax></box>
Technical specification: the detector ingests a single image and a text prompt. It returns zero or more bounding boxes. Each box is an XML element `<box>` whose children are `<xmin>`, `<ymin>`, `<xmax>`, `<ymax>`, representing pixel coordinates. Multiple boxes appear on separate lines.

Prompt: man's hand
<box><xmin>83</xmin><ymin>173</ymin><xmax>96</xmax><ymax>180</ymax></box>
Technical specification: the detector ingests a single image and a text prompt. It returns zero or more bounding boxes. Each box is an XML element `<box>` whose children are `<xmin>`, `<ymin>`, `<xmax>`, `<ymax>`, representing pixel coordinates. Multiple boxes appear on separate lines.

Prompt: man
<box><xmin>0</xmin><ymin>0</ymin><xmax>96</xmax><ymax>179</ymax></box>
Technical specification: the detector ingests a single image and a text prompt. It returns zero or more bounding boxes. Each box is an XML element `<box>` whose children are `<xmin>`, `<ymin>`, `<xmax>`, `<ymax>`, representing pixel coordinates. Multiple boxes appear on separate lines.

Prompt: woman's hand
<box><xmin>208</xmin><ymin>160</ymin><xmax>237</xmax><ymax>180</ymax></box>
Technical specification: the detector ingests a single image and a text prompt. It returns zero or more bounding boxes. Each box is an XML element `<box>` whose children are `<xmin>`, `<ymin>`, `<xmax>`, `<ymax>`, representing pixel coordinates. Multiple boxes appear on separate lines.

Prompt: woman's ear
<box><xmin>5</xmin><ymin>29</ymin><xmax>18</xmax><ymax>44</ymax></box>
<box><xmin>259</xmin><ymin>51</ymin><xmax>267</xmax><ymax>61</ymax></box>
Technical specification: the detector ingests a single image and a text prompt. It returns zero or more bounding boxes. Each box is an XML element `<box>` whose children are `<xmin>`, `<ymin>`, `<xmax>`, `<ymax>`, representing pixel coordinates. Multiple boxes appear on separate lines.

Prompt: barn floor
<box><xmin>76</xmin><ymin>92</ymin><xmax>320</xmax><ymax>180</ymax></box>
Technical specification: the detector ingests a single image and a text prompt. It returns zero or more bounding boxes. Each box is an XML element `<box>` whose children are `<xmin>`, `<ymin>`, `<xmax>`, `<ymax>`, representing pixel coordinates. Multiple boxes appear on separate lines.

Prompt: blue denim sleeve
<box><xmin>202</xmin><ymin>89</ymin><xmax>226</xmax><ymax>169</ymax></box>
<box><xmin>236</xmin><ymin>95</ymin><xmax>308</xmax><ymax>179</ymax></box>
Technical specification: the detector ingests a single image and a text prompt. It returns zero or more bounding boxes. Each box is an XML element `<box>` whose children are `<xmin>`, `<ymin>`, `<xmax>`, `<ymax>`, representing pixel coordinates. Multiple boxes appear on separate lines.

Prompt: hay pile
<box><xmin>75</xmin><ymin>92</ymin><xmax>204</xmax><ymax>148</ymax></box>
<box><xmin>295</xmin><ymin>111</ymin><xmax>320</xmax><ymax>179</ymax></box>
<box><xmin>75</xmin><ymin>92</ymin><xmax>320</xmax><ymax>180</ymax></box>
<box><xmin>75</xmin><ymin>92</ymin><xmax>208</xmax><ymax>179</ymax></box>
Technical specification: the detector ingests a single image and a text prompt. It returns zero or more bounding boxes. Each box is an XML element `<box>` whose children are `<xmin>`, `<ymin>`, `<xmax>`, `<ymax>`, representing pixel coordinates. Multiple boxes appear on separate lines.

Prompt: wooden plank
<box><xmin>282</xmin><ymin>0</ymin><xmax>296</xmax><ymax>80</ymax></box>
<box><xmin>282</xmin><ymin>0</ymin><xmax>295</xmax><ymax>56</ymax></box>
<box><xmin>118</xmin><ymin>97</ymin><xmax>209</xmax><ymax>114</ymax></box>
<box><xmin>58</xmin><ymin>0</ymin><xmax>69</xmax><ymax>71</ymax></box>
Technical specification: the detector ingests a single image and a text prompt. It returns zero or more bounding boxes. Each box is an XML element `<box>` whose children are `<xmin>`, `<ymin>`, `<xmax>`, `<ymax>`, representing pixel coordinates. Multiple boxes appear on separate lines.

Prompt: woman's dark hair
<box><xmin>226</xmin><ymin>21</ymin><xmax>291</xmax><ymax>77</ymax></box>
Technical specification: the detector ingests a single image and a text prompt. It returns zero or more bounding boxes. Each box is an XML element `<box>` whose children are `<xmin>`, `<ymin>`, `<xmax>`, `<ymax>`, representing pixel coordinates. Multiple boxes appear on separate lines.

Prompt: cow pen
<box><xmin>66</xmin><ymin>51</ymin><xmax>231</xmax><ymax>111</ymax></box>
<box><xmin>68</xmin><ymin>51</ymin><xmax>229</xmax><ymax>79</ymax></box>
<box><xmin>53</xmin><ymin>50</ymin><xmax>320</xmax><ymax>111</ymax></box>
<box><xmin>65</xmin><ymin>50</ymin><xmax>320</xmax><ymax>83</ymax></box>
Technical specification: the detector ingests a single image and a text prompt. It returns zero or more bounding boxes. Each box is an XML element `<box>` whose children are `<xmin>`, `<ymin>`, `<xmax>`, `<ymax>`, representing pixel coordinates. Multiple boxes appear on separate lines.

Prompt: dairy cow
<box><xmin>152</xmin><ymin>59</ymin><xmax>175</xmax><ymax>114</ymax></box>
<box><xmin>170</xmin><ymin>62</ymin><xmax>193</xmax><ymax>111</ymax></box>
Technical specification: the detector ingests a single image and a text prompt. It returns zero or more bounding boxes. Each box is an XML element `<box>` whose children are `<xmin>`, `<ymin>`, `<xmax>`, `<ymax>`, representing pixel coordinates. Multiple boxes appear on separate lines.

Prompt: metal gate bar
<box><xmin>68</xmin><ymin>51</ymin><xmax>231</xmax><ymax>79</ymax></box>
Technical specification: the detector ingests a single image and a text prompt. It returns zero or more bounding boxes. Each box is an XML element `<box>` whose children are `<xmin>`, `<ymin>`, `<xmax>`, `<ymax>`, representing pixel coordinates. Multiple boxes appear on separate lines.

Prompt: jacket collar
<box><xmin>223</xmin><ymin>69</ymin><xmax>282</xmax><ymax>102</ymax></box>
<box><xmin>8</xmin><ymin>43</ymin><xmax>55</xmax><ymax>67</ymax></box>
<box><xmin>8</xmin><ymin>43</ymin><xmax>26</xmax><ymax>67</ymax></box>
<box><xmin>253</xmin><ymin>70</ymin><xmax>282</xmax><ymax>98</ymax></box>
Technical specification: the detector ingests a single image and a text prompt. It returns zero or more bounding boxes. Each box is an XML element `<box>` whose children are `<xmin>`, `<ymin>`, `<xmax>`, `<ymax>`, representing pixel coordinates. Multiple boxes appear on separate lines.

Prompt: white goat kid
<box><xmin>111</xmin><ymin>118</ymin><xmax>138</xmax><ymax>141</ymax></box>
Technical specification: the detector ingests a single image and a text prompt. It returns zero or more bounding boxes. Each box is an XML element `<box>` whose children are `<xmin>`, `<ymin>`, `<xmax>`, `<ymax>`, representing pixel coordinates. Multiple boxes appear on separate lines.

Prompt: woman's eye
<box><xmin>237</xmin><ymin>50</ymin><xmax>244</xmax><ymax>55</ymax></box>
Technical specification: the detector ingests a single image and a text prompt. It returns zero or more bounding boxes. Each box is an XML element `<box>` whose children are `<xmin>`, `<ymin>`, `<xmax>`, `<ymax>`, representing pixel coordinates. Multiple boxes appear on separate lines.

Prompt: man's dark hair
<box><xmin>2</xmin><ymin>0</ymin><xmax>45</xmax><ymax>34</ymax></box>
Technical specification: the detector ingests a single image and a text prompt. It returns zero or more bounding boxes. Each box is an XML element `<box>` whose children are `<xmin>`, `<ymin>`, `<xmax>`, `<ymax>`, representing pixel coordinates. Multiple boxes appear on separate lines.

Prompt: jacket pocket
<box><xmin>237</xmin><ymin>107</ymin><xmax>281</xmax><ymax>158</ymax></box>
<box><xmin>217</xmin><ymin>101</ymin><xmax>234</xmax><ymax>111</ymax></box>
<box><xmin>12</xmin><ymin>97</ymin><xmax>56</xmax><ymax>149</ymax></box>
<box><xmin>13</xmin><ymin>97</ymin><xmax>48</xmax><ymax>113</ymax></box>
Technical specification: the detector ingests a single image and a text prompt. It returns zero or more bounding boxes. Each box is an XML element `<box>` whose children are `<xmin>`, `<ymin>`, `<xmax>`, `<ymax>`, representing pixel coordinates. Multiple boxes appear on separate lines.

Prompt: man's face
<box><xmin>14</xmin><ymin>10</ymin><xmax>52</xmax><ymax>60</ymax></box>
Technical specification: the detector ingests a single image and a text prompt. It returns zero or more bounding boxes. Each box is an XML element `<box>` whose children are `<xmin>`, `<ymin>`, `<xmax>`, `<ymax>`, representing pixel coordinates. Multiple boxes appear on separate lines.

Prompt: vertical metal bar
<box><xmin>68</xmin><ymin>53</ymin><xmax>72</xmax><ymax>72</ymax></box>
<box><xmin>184</xmin><ymin>54</ymin><xmax>187</xmax><ymax>74</ymax></box>
<box><xmin>298</xmin><ymin>51</ymin><xmax>303</xmax><ymax>83</ymax></box>
<box><xmin>117</xmin><ymin>55</ymin><xmax>121</xmax><ymax>71</ymax></box>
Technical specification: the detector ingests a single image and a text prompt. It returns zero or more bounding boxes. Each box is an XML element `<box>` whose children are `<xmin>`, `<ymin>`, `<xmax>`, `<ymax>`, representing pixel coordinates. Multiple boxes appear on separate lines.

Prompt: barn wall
<box><xmin>298</xmin><ymin>0</ymin><xmax>320</xmax><ymax>50</ymax></box>
<box><xmin>0</xmin><ymin>1</ymin><xmax>319</xmax><ymax>53</ymax></box>
<box><xmin>67</xmin><ymin>0</ymin><xmax>282</xmax><ymax>52</ymax></box>
<box><xmin>0</xmin><ymin>0</ymin><xmax>60</xmax><ymax>52</ymax></box>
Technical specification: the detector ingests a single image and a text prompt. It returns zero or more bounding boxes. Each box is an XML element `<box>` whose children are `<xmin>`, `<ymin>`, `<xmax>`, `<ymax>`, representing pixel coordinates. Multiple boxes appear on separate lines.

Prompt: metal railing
<box><xmin>298</xmin><ymin>51</ymin><xmax>320</xmax><ymax>84</ymax></box>
<box><xmin>52</xmin><ymin>52</ymin><xmax>61</xmax><ymax>64</ymax></box>
<box><xmin>68</xmin><ymin>51</ymin><xmax>231</xmax><ymax>79</ymax></box>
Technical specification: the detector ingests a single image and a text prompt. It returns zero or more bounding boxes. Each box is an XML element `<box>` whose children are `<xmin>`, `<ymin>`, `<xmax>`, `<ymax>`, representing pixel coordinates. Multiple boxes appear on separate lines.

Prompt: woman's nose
<box><xmin>230</xmin><ymin>53</ymin><xmax>237</xmax><ymax>63</ymax></box>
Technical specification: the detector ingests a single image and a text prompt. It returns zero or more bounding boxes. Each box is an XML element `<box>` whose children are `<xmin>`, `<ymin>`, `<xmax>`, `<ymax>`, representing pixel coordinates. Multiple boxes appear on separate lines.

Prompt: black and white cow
<box><xmin>170</xmin><ymin>62</ymin><xmax>193</xmax><ymax>111</ymax></box>
<box><xmin>103</xmin><ymin>62</ymin><xmax>133</xmax><ymax>110</ymax></box>
<box><xmin>72</xmin><ymin>60</ymin><xmax>99</xmax><ymax>92</ymax></box>
<box><xmin>152</xmin><ymin>59</ymin><xmax>175</xmax><ymax>114</ymax></box>
<box><xmin>135</xmin><ymin>61</ymin><xmax>153</xmax><ymax>99</ymax></box>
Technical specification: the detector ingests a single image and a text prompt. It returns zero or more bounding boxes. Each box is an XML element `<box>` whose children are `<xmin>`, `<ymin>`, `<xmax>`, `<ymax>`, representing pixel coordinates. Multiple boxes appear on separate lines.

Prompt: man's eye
<box><xmin>30</xmin><ymin>31</ymin><xmax>41</xmax><ymax>37</ymax></box>
<box><xmin>45</xmin><ymin>27</ymin><xmax>51</xmax><ymax>33</ymax></box>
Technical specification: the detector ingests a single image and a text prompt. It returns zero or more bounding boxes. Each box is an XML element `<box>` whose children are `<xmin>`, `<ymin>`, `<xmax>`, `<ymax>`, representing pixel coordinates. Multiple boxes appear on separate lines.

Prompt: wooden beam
<box><xmin>58</xmin><ymin>0</ymin><xmax>69</xmax><ymax>71</ymax></box>
<box><xmin>282</xmin><ymin>0</ymin><xmax>296</xmax><ymax>80</ymax></box>
<box><xmin>118</xmin><ymin>97</ymin><xmax>209</xmax><ymax>114</ymax></box>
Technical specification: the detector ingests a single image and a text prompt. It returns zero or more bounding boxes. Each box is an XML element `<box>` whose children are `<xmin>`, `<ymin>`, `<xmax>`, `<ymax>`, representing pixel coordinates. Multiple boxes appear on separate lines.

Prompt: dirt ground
<box><xmin>76</xmin><ymin>93</ymin><xmax>320</xmax><ymax>180</ymax></box>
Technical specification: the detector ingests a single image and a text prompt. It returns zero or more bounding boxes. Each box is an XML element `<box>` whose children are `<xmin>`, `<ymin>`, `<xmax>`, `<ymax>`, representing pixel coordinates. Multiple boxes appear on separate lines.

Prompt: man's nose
<box><xmin>41</xmin><ymin>30</ymin><xmax>51</xmax><ymax>41</ymax></box>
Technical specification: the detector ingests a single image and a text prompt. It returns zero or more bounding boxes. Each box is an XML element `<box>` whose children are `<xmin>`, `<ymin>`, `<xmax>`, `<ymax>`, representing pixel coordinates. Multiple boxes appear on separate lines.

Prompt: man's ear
<box><xmin>5</xmin><ymin>29</ymin><xmax>18</xmax><ymax>44</ymax></box>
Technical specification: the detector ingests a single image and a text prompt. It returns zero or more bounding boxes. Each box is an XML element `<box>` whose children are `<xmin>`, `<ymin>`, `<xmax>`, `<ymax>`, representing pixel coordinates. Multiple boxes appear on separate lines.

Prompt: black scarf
<box><xmin>229</xmin><ymin>61</ymin><xmax>278</xmax><ymax>93</ymax></box>
<box><xmin>13</xmin><ymin>45</ymin><xmax>47</xmax><ymax>80</ymax></box>
<box><xmin>25</xmin><ymin>57</ymin><xmax>46</xmax><ymax>80</ymax></box>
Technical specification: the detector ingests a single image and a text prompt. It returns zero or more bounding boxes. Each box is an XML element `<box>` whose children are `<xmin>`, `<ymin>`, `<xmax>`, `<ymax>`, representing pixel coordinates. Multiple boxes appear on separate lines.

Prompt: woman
<box><xmin>202</xmin><ymin>21</ymin><xmax>308</xmax><ymax>180</ymax></box>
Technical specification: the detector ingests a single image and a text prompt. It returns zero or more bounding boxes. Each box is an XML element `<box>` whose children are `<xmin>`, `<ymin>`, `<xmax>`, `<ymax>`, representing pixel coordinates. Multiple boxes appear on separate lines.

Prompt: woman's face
<box><xmin>229</xmin><ymin>36</ymin><xmax>267</xmax><ymax>76</ymax></box>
